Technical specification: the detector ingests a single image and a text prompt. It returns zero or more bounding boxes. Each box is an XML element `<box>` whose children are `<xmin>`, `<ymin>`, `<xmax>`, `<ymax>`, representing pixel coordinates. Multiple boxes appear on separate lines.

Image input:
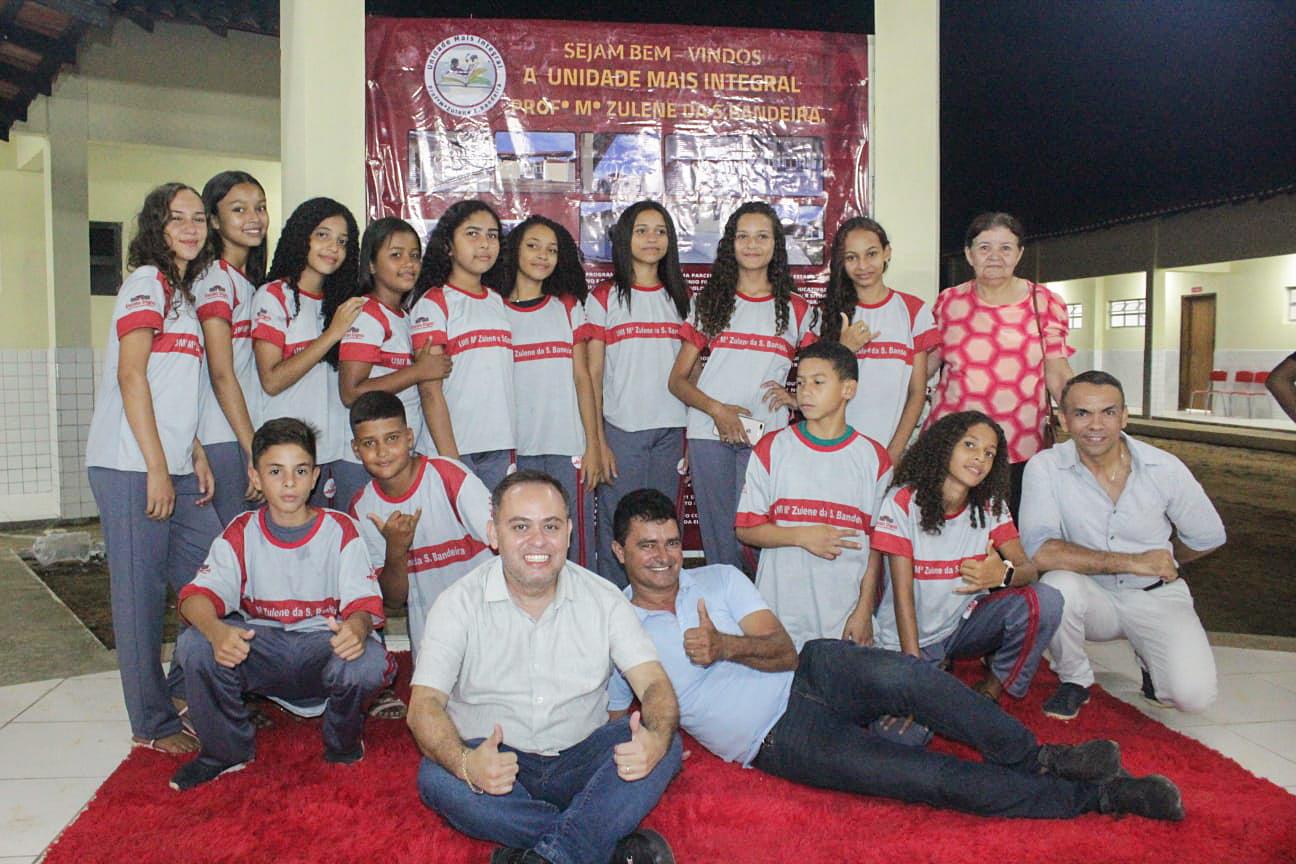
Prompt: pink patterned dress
<box><xmin>927</xmin><ymin>280</ymin><xmax>1073</xmax><ymax>464</ymax></box>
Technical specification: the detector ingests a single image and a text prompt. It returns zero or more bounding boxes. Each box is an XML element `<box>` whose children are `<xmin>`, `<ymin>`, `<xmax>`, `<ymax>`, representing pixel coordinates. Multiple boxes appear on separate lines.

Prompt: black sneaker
<box><xmin>1141</xmin><ymin>669</ymin><xmax>1174</xmax><ymax>708</ymax></box>
<box><xmin>610</xmin><ymin>829</ymin><xmax>676</xmax><ymax>864</ymax></box>
<box><xmin>1042</xmin><ymin>682</ymin><xmax>1091</xmax><ymax>720</ymax></box>
<box><xmin>169</xmin><ymin>757</ymin><xmax>246</xmax><ymax>791</ymax></box>
<box><xmin>1037</xmin><ymin>739</ymin><xmax>1122</xmax><ymax>783</ymax></box>
<box><xmin>323</xmin><ymin>740</ymin><xmax>365</xmax><ymax>765</ymax></box>
<box><xmin>490</xmin><ymin>848</ymin><xmax>552</xmax><ymax>864</ymax></box>
<box><xmin>1099</xmin><ymin>774</ymin><xmax>1184</xmax><ymax>821</ymax></box>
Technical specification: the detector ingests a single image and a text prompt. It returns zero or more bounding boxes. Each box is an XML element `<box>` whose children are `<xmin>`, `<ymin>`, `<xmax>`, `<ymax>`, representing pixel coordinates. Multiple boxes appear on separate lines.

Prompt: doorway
<box><xmin>1178</xmin><ymin>293</ymin><xmax>1216</xmax><ymax>410</ymax></box>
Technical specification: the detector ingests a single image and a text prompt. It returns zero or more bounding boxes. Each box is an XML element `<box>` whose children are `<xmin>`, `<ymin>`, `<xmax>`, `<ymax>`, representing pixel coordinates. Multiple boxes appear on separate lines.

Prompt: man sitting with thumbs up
<box><xmin>408</xmin><ymin>469</ymin><xmax>683</xmax><ymax>864</ymax></box>
<box><xmin>611</xmin><ymin>487</ymin><xmax>1187</xmax><ymax>821</ymax></box>
<box><xmin>170</xmin><ymin>418</ymin><xmax>391</xmax><ymax>791</ymax></box>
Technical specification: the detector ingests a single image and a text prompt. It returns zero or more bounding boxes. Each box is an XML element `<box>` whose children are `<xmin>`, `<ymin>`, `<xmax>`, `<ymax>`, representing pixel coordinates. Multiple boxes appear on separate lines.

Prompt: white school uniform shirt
<box><xmin>350</xmin><ymin>455</ymin><xmax>492</xmax><ymax>657</ymax></box>
<box><xmin>584</xmin><ymin>281</ymin><xmax>688</xmax><ymax>432</ymax></box>
<box><xmin>251</xmin><ymin>280</ymin><xmax>347</xmax><ymax>463</ymax></box>
<box><xmin>505</xmin><ymin>294</ymin><xmax>597</xmax><ymax>457</ymax></box>
<box><xmin>86</xmin><ymin>266</ymin><xmax>204</xmax><ymax>475</ymax></box>
<box><xmin>178</xmin><ymin>506</ymin><xmax>384</xmax><ymax>632</ymax></box>
<box><xmin>870</xmin><ymin>484</ymin><xmax>1020</xmax><ymax>650</ymax></box>
<box><xmin>842</xmin><ymin>290</ymin><xmax>939</xmax><ymax>446</ymax></box>
<box><xmin>194</xmin><ymin>259</ymin><xmax>261</xmax><ymax>446</ymax></box>
<box><xmin>681</xmin><ymin>292</ymin><xmax>816</xmax><ymax>442</ymax></box>
<box><xmin>409</xmin><ymin>285</ymin><xmax>516</xmax><ymax>455</ymax></box>
<box><xmin>736</xmin><ymin>423</ymin><xmax>893</xmax><ymax>650</ymax></box>
<box><xmin>338</xmin><ymin>296</ymin><xmax>428</xmax><ymax>460</ymax></box>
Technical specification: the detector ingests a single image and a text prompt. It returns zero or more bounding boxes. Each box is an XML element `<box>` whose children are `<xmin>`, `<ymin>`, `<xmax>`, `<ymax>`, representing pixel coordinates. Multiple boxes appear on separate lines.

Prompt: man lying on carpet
<box><xmin>609</xmin><ymin>487</ymin><xmax>1186</xmax><ymax>821</ymax></box>
<box><xmin>406</xmin><ymin>469</ymin><xmax>683</xmax><ymax>864</ymax></box>
<box><xmin>169</xmin><ymin>418</ymin><xmax>392</xmax><ymax>791</ymax></box>
<box><xmin>1022</xmin><ymin>371</ymin><xmax>1227</xmax><ymax>721</ymax></box>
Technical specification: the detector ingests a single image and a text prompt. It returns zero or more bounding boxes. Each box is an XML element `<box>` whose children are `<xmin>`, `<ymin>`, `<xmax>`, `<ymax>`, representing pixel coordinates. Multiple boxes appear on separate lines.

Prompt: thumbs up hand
<box><xmin>683</xmin><ymin>598</ymin><xmax>727</xmax><ymax>667</ymax></box>
<box><xmin>464</xmin><ymin>723</ymin><xmax>519</xmax><ymax>795</ymax></box>
<box><xmin>956</xmin><ymin>540</ymin><xmax>1006</xmax><ymax>594</ymax></box>
<box><xmin>613</xmin><ymin>710</ymin><xmax>667</xmax><ymax>782</ymax></box>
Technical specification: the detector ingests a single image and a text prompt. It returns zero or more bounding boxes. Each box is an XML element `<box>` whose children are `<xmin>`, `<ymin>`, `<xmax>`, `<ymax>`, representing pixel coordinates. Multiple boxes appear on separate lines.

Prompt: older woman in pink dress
<box><xmin>927</xmin><ymin>212</ymin><xmax>1075</xmax><ymax>517</ymax></box>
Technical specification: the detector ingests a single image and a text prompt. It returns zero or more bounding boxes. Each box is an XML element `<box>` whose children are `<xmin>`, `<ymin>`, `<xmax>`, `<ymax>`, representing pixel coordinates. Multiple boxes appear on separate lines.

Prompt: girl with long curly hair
<box><xmin>495</xmin><ymin>215</ymin><xmax>600</xmax><ymax>567</ymax></box>
<box><xmin>336</xmin><ymin>217</ymin><xmax>452</xmax><ymax>471</ymax></box>
<box><xmin>407</xmin><ymin>200</ymin><xmax>514</xmax><ymax>490</ymax></box>
<box><xmin>251</xmin><ymin>197</ymin><xmax>366</xmax><ymax>507</ymax></box>
<box><xmin>816</xmin><ymin>217</ymin><xmax>938</xmax><ymax>465</ymax></box>
<box><xmin>193</xmin><ymin>171</ymin><xmax>269</xmax><ymax>524</ymax></box>
<box><xmin>586</xmin><ymin>201</ymin><xmax>691</xmax><ymax>584</ymax></box>
<box><xmin>865</xmin><ymin>411</ymin><xmax>1062</xmax><ymax>702</ymax></box>
<box><xmin>668</xmin><ymin>201</ymin><xmax>814</xmax><ymax>572</ymax></box>
<box><xmin>87</xmin><ymin>182</ymin><xmax>224</xmax><ymax>755</ymax></box>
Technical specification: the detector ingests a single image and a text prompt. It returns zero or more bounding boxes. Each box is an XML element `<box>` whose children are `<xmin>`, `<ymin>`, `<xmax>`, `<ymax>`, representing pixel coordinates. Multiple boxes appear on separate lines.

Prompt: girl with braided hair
<box><xmin>816</xmin><ymin>217</ymin><xmax>937</xmax><ymax>465</ymax></box>
<box><xmin>668</xmin><ymin>201</ymin><xmax>815</xmax><ymax>572</ymax></box>
<box><xmin>865</xmin><ymin>411</ymin><xmax>1062</xmax><ymax>702</ymax></box>
<box><xmin>251</xmin><ymin>197</ymin><xmax>366</xmax><ymax>507</ymax></box>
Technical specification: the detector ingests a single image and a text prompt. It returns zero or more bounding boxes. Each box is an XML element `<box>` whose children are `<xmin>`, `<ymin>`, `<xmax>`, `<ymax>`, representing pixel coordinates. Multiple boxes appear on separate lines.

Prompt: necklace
<box><xmin>1107</xmin><ymin>443</ymin><xmax>1126</xmax><ymax>483</ymax></box>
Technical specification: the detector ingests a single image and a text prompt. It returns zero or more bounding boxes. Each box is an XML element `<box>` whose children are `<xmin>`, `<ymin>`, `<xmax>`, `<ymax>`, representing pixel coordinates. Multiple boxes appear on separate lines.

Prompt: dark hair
<box><xmin>490</xmin><ymin>468</ymin><xmax>569</xmax><ymax>516</ymax></box>
<box><xmin>127</xmin><ymin>182</ymin><xmax>214</xmax><ymax>306</ymax></box>
<box><xmin>817</xmin><ymin>216</ymin><xmax>890</xmax><ymax>343</ymax></box>
<box><xmin>201</xmin><ymin>171</ymin><xmax>268</xmax><ymax>284</ymax></box>
<box><xmin>695</xmin><ymin>201</ymin><xmax>796</xmax><ymax>339</ymax></box>
<box><xmin>359</xmin><ymin>217</ymin><xmax>421</xmax><ymax>295</ymax></box>
<box><xmin>349</xmin><ymin>390</ymin><xmax>407</xmax><ymax>431</ymax></box>
<box><xmin>612</xmin><ymin>487</ymin><xmax>678</xmax><ymax>545</ymax></box>
<box><xmin>609</xmin><ymin>201</ymin><xmax>690</xmax><ymax>319</ymax></box>
<box><xmin>265</xmin><ymin>197</ymin><xmax>360</xmax><ymax>370</ymax></box>
<box><xmin>1061</xmin><ymin>370</ymin><xmax>1126</xmax><ymax>409</ymax></box>
<box><xmin>964</xmin><ymin>212</ymin><xmax>1025</xmax><ymax>248</ymax></box>
<box><xmin>797</xmin><ymin>339</ymin><xmax>859</xmax><ymax>382</ymax></box>
<box><xmin>893</xmin><ymin>411</ymin><xmax>1009</xmax><ymax>534</ymax></box>
<box><xmin>497</xmin><ymin>215</ymin><xmax>588</xmax><ymax>302</ymax></box>
<box><xmin>409</xmin><ymin>200</ymin><xmax>504</xmax><ymax>307</ymax></box>
<box><xmin>252</xmin><ymin>417</ymin><xmax>317</xmax><ymax>466</ymax></box>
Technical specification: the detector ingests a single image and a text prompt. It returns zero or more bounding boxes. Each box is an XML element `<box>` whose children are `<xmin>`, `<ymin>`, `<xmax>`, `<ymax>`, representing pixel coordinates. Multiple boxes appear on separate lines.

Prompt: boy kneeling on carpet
<box><xmin>170</xmin><ymin>417</ymin><xmax>392</xmax><ymax>791</ymax></box>
<box><xmin>612</xmin><ymin>487</ymin><xmax>1186</xmax><ymax>821</ymax></box>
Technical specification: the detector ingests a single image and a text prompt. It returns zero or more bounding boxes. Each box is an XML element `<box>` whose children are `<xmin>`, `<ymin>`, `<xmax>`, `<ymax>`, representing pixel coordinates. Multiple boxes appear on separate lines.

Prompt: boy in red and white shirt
<box><xmin>736</xmin><ymin>341</ymin><xmax>891</xmax><ymax>650</ymax></box>
<box><xmin>868</xmin><ymin>412</ymin><xmax>1063</xmax><ymax>701</ymax></box>
<box><xmin>171</xmin><ymin>418</ymin><xmax>390</xmax><ymax>791</ymax></box>
<box><xmin>410</xmin><ymin>284</ymin><xmax>515</xmax><ymax>490</ymax></box>
<box><xmin>347</xmin><ymin>392</ymin><xmax>492</xmax><ymax>661</ymax></box>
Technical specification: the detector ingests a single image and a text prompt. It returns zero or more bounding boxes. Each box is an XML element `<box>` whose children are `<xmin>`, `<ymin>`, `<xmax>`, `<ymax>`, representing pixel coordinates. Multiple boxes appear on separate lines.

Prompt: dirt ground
<box><xmin>23</xmin><ymin>434</ymin><xmax>1296</xmax><ymax>644</ymax></box>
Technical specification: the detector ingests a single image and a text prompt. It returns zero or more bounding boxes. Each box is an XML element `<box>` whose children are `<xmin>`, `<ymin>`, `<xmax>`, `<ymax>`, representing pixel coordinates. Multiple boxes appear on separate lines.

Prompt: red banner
<box><xmin>365</xmin><ymin>17</ymin><xmax>870</xmax><ymax>298</ymax></box>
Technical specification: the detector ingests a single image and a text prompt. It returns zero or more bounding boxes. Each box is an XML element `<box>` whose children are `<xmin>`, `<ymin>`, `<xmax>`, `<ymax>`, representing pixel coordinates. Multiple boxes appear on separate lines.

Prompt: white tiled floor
<box><xmin>1</xmin><ymin>636</ymin><xmax>1293</xmax><ymax>861</ymax></box>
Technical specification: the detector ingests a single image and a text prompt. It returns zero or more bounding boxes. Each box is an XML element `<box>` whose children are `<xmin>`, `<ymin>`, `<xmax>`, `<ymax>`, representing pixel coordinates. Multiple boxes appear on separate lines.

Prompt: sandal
<box><xmin>133</xmin><ymin>731</ymin><xmax>200</xmax><ymax>754</ymax></box>
<box><xmin>368</xmin><ymin>687</ymin><xmax>407</xmax><ymax>720</ymax></box>
<box><xmin>171</xmin><ymin>697</ymin><xmax>200</xmax><ymax>740</ymax></box>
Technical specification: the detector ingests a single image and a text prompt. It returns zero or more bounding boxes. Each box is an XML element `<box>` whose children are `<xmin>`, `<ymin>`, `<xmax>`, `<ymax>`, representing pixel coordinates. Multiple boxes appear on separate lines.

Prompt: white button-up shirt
<box><xmin>1020</xmin><ymin>435</ymin><xmax>1225</xmax><ymax>590</ymax></box>
<box><xmin>413</xmin><ymin>556</ymin><xmax>659</xmax><ymax>755</ymax></box>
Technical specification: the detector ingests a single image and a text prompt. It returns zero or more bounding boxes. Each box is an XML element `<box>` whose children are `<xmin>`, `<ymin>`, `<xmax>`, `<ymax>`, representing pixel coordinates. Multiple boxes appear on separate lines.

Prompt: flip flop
<box><xmin>367</xmin><ymin>687</ymin><xmax>407</xmax><ymax>720</ymax></box>
<box><xmin>132</xmin><ymin>731</ymin><xmax>200</xmax><ymax>754</ymax></box>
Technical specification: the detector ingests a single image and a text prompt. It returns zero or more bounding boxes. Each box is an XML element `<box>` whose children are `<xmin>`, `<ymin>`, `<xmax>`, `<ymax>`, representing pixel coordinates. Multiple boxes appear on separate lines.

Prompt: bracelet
<box><xmin>461</xmin><ymin>748</ymin><xmax>484</xmax><ymax>795</ymax></box>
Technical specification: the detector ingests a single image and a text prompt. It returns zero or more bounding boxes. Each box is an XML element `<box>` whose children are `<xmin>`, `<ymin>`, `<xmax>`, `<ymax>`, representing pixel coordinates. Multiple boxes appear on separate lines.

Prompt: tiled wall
<box><xmin>0</xmin><ymin>348</ymin><xmax>99</xmax><ymax>523</ymax></box>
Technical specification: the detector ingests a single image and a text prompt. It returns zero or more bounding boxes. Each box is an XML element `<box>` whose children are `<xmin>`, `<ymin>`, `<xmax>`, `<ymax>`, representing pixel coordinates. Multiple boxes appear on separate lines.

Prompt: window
<box><xmin>89</xmin><ymin>222</ymin><xmax>123</xmax><ymax>297</ymax></box>
<box><xmin>1067</xmin><ymin>303</ymin><xmax>1083</xmax><ymax>331</ymax></box>
<box><xmin>1108</xmin><ymin>298</ymin><xmax>1145</xmax><ymax>328</ymax></box>
<box><xmin>1288</xmin><ymin>286</ymin><xmax>1296</xmax><ymax>323</ymax></box>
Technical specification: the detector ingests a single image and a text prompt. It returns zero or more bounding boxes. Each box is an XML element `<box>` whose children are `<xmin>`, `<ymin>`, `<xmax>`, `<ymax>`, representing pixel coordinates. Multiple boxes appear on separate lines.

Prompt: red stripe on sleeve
<box><xmin>990</xmin><ymin>520</ymin><xmax>1020</xmax><ymax>545</ymax></box>
<box><xmin>116</xmin><ymin>310</ymin><xmax>164</xmax><ymax>339</ymax></box>
<box><xmin>734</xmin><ymin>511</ymin><xmax>769</xmax><ymax>528</ymax></box>
<box><xmin>870</xmin><ymin>531</ymin><xmax>914</xmax><ymax>558</ymax></box>
<box><xmin>679</xmin><ymin>322</ymin><xmax>708</xmax><ymax>350</ymax></box>
<box><xmin>177</xmin><ymin>585</ymin><xmax>227</xmax><ymax>620</ymax></box>
<box><xmin>339</xmin><ymin>342</ymin><xmax>382</xmax><ymax>363</ymax></box>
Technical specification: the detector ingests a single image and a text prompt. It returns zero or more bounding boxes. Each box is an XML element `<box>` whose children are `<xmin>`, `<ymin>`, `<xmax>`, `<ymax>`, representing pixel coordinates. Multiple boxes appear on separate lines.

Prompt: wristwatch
<box><xmin>1000</xmin><ymin>560</ymin><xmax>1015</xmax><ymax>588</ymax></box>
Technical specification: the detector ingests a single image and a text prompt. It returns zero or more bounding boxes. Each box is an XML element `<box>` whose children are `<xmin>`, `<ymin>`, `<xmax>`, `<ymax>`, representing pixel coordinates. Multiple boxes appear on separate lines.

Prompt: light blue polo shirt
<box><xmin>608</xmin><ymin>565</ymin><xmax>793</xmax><ymax>767</ymax></box>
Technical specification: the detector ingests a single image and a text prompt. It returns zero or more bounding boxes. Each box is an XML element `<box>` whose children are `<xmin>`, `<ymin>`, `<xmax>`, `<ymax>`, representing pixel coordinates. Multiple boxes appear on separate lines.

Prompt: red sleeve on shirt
<box><xmin>734</xmin><ymin>511</ymin><xmax>770</xmax><ymax>528</ymax></box>
<box><xmin>117</xmin><ymin>310</ymin><xmax>164</xmax><ymax>338</ymax></box>
<box><xmin>990</xmin><ymin>520</ymin><xmax>1020</xmax><ymax>545</ymax></box>
<box><xmin>679</xmin><ymin>321</ymin><xmax>708</xmax><ymax>350</ymax></box>
<box><xmin>339</xmin><ymin>342</ymin><xmax>381</xmax><ymax>363</ymax></box>
<box><xmin>870</xmin><ymin>531</ymin><xmax>913</xmax><ymax>558</ymax></box>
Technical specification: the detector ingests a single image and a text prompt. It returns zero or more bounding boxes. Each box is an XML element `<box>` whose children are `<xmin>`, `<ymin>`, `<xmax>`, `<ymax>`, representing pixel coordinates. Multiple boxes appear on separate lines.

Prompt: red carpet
<box><xmin>43</xmin><ymin>656</ymin><xmax>1296</xmax><ymax>864</ymax></box>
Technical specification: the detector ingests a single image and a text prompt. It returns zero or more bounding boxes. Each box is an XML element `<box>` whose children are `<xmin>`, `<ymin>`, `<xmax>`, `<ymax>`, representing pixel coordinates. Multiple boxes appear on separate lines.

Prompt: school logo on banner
<box><xmin>424</xmin><ymin>35</ymin><xmax>506</xmax><ymax>117</ymax></box>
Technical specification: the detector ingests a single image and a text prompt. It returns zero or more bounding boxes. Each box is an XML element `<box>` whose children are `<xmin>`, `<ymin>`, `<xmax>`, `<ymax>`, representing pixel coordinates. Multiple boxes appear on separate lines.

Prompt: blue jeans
<box><xmin>751</xmin><ymin>640</ymin><xmax>1102</xmax><ymax>818</ymax></box>
<box><xmin>417</xmin><ymin>716</ymin><xmax>682</xmax><ymax>864</ymax></box>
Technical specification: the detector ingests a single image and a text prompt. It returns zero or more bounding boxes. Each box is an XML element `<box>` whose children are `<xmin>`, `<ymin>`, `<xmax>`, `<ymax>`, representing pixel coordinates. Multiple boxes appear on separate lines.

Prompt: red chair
<box><xmin>1233</xmin><ymin>370</ymin><xmax>1271</xmax><ymax>417</ymax></box>
<box><xmin>1189</xmin><ymin>369</ymin><xmax>1231</xmax><ymax>413</ymax></box>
